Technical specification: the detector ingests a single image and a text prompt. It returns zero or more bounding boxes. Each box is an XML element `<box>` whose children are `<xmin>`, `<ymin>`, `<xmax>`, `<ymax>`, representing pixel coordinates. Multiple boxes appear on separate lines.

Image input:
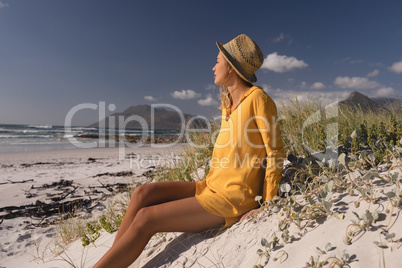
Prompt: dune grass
<box><xmin>154</xmin><ymin>121</ymin><xmax>219</xmax><ymax>183</ymax></box>
<box><xmin>279</xmin><ymin>98</ymin><xmax>402</xmax><ymax>157</ymax></box>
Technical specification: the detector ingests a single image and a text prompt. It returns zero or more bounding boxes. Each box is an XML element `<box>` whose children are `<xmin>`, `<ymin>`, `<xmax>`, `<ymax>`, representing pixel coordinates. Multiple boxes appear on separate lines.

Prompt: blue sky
<box><xmin>0</xmin><ymin>0</ymin><xmax>401</xmax><ymax>126</ymax></box>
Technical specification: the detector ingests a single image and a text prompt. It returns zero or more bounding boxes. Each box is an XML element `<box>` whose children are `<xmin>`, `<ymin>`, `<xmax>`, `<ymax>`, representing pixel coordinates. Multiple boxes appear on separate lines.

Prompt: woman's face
<box><xmin>213</xmin><ymin>51</ymin><xmax>230</xmax><ymax>85</ymax></box>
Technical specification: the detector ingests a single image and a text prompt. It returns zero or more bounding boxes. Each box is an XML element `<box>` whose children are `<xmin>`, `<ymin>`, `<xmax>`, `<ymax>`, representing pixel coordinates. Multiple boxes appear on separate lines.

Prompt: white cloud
<box><xmin>261</xmin><ymin>84</ymin><xmax>282</xmax><ymax>94</ymax></box>
<box><xmin>333</xmin><ymin>76</ymin><xmax>380</xmax><ymax>89</ymax></box>
<box><xmin>310</xmin><ymin>82</ymin><xmax>326</xmax><ymax>90</ymax></box>
<box><xmin>350</xmin><ymin>60</ymin><xmax>363</xmax><ymax>64</ymax></box>
<box><xmin>271</xmin><ymin>90</ymin><xmax>350</xmax><ymax>108</ymax></box>
<box><xmin>272</xmin><ymin>33</ymin><xmax>285</xmax><ymax>43</ymax></box>
<box><xmin>335</xmin><ymin>57</ymin><xmax>351</xmax><ymax>64</ymax></box>
<box><xmin>366</xmin><ymin>69</ymin><xmax>379</xmax><ymax>77</ymax></box>
<box><xmin>171</xmin><ymin>89</ymin><xmax>201</xmax><ymax>100</ymax></box>
<box><xmin>261</xmin><ymin>52</ymin><xmax>308</xmax><ymax>73</ymax></box>
<box><xmin>272</xmin><ymin>33</ymin><xmax>293</xmax><ymax>44</ymax></box>
<box><xmin>300</xmin><ymin>81</ymin><xmax>308</xmax><ymax>89</ymax></box>
<box><xmin>144</xmin><ymin>96</ymin><xmax>157</xmax><ymax>102</ymax></box>
<box><xmin>264</xmin><ymin>87</ymin><xmax>400</xmax><ymax>109</ymax></box>
<box><xmin>261</xmin><ymin>84</ymin><xmax>272</xmax><ymax>93</ymax></box>
<box><xmin>374</xmin><ymin>87</ymin><xmax>394</xmax><ymax>97</ymax></box>
<box><xmin>335</xmin><ymin>57</ymin><xmax>362</xmax><ymax>64</ymax></box>
<box><xmin>369</xmin><ymin>62</ymin><xmax>384</xmax><ymax>67</ymax></box>
<box><xmin>389</xmin><ymin>61</ymin><xmax>402</xmax><ymax>74</ymax></box>
<box><xmin>205</xmin><ymin>84</ymin><xmax>216</xmax><ymax>90</ymax></box>
<box><xmin>197</xmin><ymin>94</ymin><xmax>218</xmax><ymax>106</ymax></box>
<box><xmin>0</xmin><ymin>1</ymin><xmax>8</xmax><ymax>8</ymax></box>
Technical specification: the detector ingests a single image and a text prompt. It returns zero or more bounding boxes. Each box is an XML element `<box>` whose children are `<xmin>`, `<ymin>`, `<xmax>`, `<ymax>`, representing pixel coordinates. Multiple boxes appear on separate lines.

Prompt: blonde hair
<box><xmin>219</xmin><ymin>84</ymin><xmax>233</xmax><ymax>110</ymax></box>
<box><xmin>218</xmin><ymin>61</ymin><xmax>253</xmax><ymax>110</ymax></box>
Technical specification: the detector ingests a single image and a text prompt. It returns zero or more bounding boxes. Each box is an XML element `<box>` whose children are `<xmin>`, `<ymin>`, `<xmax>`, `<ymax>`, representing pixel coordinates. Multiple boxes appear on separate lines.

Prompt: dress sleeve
<box><xmin>254</xmin><ymin>92</ymin><xmax>285</xmax><ymax>202</ymax></box>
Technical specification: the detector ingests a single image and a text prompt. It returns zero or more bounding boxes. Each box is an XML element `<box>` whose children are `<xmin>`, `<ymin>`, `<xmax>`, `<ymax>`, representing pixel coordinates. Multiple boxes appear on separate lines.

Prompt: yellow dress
<box><xmin>195</xmin><ymin>86</ymin><xmax>284</xmax><ymax>226</ymax></box>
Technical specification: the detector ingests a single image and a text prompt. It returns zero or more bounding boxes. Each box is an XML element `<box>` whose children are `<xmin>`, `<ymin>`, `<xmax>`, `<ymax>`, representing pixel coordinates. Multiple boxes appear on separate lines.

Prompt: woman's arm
<box><xmin>254</xmin><ymin>92</ymin><xmax>285</xmax><ymax>202</ymax></box>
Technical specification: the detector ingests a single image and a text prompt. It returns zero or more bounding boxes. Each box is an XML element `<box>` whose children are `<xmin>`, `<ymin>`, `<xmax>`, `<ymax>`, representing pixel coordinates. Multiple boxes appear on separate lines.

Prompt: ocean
<box><xmin>0</xmin><ymin>124</ymin><xmax>180</xmax><ymax>154</ymax></box>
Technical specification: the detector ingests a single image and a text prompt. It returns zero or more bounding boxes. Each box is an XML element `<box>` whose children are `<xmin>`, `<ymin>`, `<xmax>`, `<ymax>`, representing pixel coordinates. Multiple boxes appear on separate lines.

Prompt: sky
<box><xmin>0</xmin><ymin>0</ymin><xmax>401</xmax><ymax>126</ymax></box>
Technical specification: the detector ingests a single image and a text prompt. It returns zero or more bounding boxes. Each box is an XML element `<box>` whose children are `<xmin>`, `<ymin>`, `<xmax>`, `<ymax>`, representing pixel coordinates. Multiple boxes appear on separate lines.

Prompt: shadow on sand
<box><xmin>142</xmin><ymin>228</ymin><xmax>223</xmax><ymax>268</ymax></box>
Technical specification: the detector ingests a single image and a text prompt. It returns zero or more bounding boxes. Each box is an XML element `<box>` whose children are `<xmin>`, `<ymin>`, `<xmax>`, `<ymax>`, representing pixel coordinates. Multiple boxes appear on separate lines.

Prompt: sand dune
<box><xmin>1</xmin><ymin>145</ymin><xmax>401</xmax><ymax>268</ymax></box>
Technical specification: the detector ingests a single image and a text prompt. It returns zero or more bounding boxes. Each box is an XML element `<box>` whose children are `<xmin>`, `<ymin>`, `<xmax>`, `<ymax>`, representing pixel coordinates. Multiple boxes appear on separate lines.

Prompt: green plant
<box><xmin>56</xmin><ymin>247</ymin><xmax>88</xmax><ymax>268</ymax></box>
<box><xmin>344</xmin><ymin>210</ymin><xmax>379</xmax><ymax>245</ymax></box>
<box><xmin>323</xmin><ymin>249</ymin><xmax>351</xmax><ymax>268</ymax></box>
<box><xmin>360</xmin><ymin>120</ymin><xmax>368</xmax><ymax>146</ymax></box>
<box><xmin>54</xmin><ymin>215</ymin><xmax>88</xmax><ymax>252</ymax></box>
<box><xmin>81</xmin><ymin>222</ymin><xmax>101</xmax><ymax>247</ymax></box>
<box><xmin>254</xmin><ymin>236</ymin><xmax>287</xmax><ymax>267</ymax></box>
<box><xmin>80</xmin><ymin>211</ymin><xmax>125</xmax><ymax>246</ymax></box>
<box><xmin>378</xmin><ymin>122</ymin><xmax>389</xmax><ymax>144</ymax></box>
<box><xmin>351</xmin><ymin>135</ymin><xmax>360</xmax><ymax>154</ymax></box>
<box><xmin>304</xmin><ymin>255</ymin><xmax>322</xmax><ymax>268</ymax></box>
<box><xmin>304</xmin><ymin>246</ymin><xmax>350</xmax><ymax>268</ymax></box>
<box><xmin>31</xmin><ymin>239</ymin><xmax>53</xmax><ymax>263</ymax></box>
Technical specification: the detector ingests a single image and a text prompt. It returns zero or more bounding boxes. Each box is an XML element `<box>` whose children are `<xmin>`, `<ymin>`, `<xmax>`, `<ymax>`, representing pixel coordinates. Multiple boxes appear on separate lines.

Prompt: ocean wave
<box><xmin>0</xmin><ymin>124</ymin><xmax>177</xmax><ymax>147</ymax></box>
<box><xmin>0</xmin><ymin>140</ymin><xmax>70</xmax><ymax>145</ymax></box>
<box><xmin>23</xmin><ymin>129</ymin><xmax>41</xmax><ymax>133</ymax></box>
<box><xmin>69</xmin><ymin>127</ymin><xmax>98</xmax><ymax>131</ymax></box>
<box><xmin>0</xmin><ymin>129</ymin><xmax>44</xmax><ymax>134</ymax></box>
<box><xmin>0</xmin><ymin>134</ymin><xmax>54</xmax><ymax>139</ymax></box>
<box><xmin>63</xmin><ymin>134</ymin><xmax>77</xmax><ymax>139</ymax></box>
<box><xmin>28</xmin><ymin>125</ymin><xmax>53</xmax><ymax>129</ymax></box>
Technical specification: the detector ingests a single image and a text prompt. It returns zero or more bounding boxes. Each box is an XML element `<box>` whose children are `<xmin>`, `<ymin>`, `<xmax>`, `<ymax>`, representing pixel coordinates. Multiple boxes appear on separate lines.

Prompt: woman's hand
<box><xmin>240</xmin><ymin>208</ymin><xmax>261</xmax><ymax>221</ymax></box>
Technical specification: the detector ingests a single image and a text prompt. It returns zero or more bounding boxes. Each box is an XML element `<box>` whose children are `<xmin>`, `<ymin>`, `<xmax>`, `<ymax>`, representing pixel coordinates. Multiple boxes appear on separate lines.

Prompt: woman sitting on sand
<box><xmin>94</xmin><ymin>34</ymin><xmax>284</xmax><ymax>268</ymax></box>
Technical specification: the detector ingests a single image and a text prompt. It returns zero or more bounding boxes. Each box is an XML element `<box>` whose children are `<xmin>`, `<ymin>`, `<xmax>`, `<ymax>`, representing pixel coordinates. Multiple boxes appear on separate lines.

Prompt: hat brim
<box><xmin>216</xmin><ymin>41</ymin><xmax>257</xmax><ymax>83</ymax></box>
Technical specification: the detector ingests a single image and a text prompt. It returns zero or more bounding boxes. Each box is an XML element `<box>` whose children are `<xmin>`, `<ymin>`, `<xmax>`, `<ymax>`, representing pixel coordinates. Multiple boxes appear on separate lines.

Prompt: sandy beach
<box><xmin>1</xmin><ymin>144</ymin><xmax>401</xmax><ymax>268</ymax></box>
<box><xmin>0</xmin><ymin>144</ymin><xmax>186</xmax><ymax>268</ymax></box>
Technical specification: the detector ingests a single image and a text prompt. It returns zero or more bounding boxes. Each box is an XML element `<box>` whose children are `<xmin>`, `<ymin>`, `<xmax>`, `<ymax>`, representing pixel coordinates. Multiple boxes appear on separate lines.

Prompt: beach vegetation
<box><xmin>81</xmin><ymin>222</ymin><xmax>101</xmax><ymax>247</ymax></box>
<box><xmin>79</xmin><ymin>188</ymin><xmax>131</xmax><ymax>247</ymax></box>
<box><xmin>56</xmin><ymin>248</ymin><xmax>89</xmax><ymax>268</ymax></box>
<box><xmin>154</xmin><ymin>120</ymin><xmax>219</xmax><ymax>183</ymax></box>
<box><xmin>249</xmin><ymin>100</ymin><xmax>401</xmax><ymax>266</ymax></box>
<box><xmin>37</xmin><ymin>181</ymin><xmax>137</xmax><ymax>264</ymax></box>
<box><xmin>54</xmin><ymin>214</ymin><xmax>89</xmax><ymax>251</ymax></box>
<box><xmin>304</xmin><ymin>244</ymin><xmax>351</xmax><ymax>268</ymax></box>
<box><xmin>32</xmin><ymin>215</ymin><xmax>91</xmax><ymax>265</ymax></box>
<box><xmin>81</xmin><ymin>212</ymin><xmax>125</xmax><ymax>247</ymax></box>
<box><xmin>254</xmin><ymin>236</ymin><xmax>288</xmax><ymax>267</ymax></box>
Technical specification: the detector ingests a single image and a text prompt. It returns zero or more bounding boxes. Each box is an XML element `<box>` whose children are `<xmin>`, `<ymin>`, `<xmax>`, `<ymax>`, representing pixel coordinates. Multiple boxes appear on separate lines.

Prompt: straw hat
<box><xmin>216</xmin><ymin>34</ymin><xmax>264</xmax><ymax>83</ymax></box>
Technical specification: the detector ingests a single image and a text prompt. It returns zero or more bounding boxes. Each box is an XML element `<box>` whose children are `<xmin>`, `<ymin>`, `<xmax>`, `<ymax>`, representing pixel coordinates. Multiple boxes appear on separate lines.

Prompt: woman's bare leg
<box><xmin>113</xmin><ymin>181</ymin><xmax>197</xmax><ymax>245</ymax></box>
<box><xmin>94</xmin><ymin>196</ymin><xmax>225</xmax><ymax>268</ymax></box>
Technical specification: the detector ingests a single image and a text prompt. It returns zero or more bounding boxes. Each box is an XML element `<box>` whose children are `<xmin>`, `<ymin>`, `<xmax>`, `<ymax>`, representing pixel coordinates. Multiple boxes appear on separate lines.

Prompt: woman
<box><xmin>94</xmin><ymin>34</ymin><xmax>284</xmax><ymax>268</ymax></box>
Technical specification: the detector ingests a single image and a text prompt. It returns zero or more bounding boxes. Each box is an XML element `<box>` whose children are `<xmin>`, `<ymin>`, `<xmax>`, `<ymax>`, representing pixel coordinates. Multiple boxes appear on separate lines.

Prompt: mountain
<box><xmin>371</xmin><ymin>96</ymin><xmax>402</xmax><ymax>112</ymax></box>
<box><xmin>339</xmin><ymin>91</ymin><xmax>401</xmax><ymax>113</ymax></box>
<box><xmin>89</xmin><ymin>104</ymin><xmax>208</xmax><ymax>130</ymax></box>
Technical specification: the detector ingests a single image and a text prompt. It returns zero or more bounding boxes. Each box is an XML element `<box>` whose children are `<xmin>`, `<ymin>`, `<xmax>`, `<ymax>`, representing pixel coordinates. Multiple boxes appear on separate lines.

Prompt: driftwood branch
<box><xmin>0</xmin><ymin>179</ymin><xmax>132</xmax><ymax>227</ymax></box>
<box><xmin>0</xmin><ymin>179</ymin><xmax>34</xmax><ymax>185</ymax></box>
